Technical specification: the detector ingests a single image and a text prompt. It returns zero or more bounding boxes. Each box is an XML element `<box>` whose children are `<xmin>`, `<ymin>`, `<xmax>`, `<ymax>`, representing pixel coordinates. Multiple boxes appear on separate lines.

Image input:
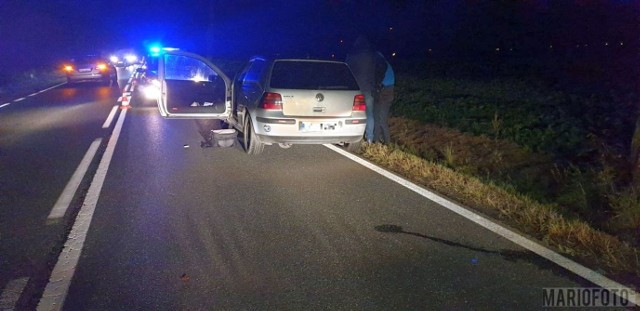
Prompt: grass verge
<box><xmin>357</xmin><ymin>121</ymin><xmax>640</xmax><ymax>289</ymax></box>
<box><xmin>0</xmin><ymin>68</ymin><xmax>65</xmax><ymax>102</ymax></box>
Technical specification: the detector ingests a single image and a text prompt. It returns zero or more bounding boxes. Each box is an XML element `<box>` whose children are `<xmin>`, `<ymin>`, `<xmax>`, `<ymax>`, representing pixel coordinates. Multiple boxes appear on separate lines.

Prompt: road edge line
<box><xmin>324</xmin><ymin>143</ymin><xmax>639</xmax><ymax>307</ymax></box>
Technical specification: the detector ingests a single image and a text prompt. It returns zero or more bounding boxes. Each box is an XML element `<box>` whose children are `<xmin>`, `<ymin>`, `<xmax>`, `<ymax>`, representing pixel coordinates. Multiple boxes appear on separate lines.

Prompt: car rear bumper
<box><xmin>256</xmin><ymin>134</ymin><xmax>363</xmax><ymax>144</ymax></box>
<box><xmin>67</xmin><ymin>72</ymin><xmax>110</xmax><ymax>82</ymax></box>
<box><xmin>253</xmin><ymin>116</ymin><xmax>365</xmax><ymax>144</ymax></box>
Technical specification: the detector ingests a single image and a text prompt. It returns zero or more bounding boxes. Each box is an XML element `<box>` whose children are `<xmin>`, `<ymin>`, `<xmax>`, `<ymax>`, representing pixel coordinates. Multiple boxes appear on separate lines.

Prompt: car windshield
<box><xmin>269</xmin><ymin>61</ymin><xmax>359</xmax><ymax>90</ymax></box>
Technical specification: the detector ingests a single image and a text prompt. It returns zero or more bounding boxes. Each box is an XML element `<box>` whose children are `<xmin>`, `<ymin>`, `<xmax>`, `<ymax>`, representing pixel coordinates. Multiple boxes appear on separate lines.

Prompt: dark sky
<box><xmin>0</xmin><ymin>0</ymin><xmax>637</xmax><ymax>72</ymax></box>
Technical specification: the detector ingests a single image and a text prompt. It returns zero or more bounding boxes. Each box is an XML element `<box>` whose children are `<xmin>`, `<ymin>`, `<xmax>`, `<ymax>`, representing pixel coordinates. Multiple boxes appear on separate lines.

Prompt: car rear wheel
<box><xmin>243</xmin><ymin>116</ymin><xmax>264</xmax><ymax>155</ymax></box>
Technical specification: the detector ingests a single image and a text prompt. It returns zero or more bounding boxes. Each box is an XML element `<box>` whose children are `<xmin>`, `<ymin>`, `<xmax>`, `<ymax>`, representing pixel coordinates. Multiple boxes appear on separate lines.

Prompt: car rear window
<box><xmin>73</xmin><ymin>57</ymin><xmax>103</xmax><ymax>64</ymax></box>
<box><xmin>269</xmin><ymin>61</ymin><xmax>360</xmax><ymax>90</ymax></box>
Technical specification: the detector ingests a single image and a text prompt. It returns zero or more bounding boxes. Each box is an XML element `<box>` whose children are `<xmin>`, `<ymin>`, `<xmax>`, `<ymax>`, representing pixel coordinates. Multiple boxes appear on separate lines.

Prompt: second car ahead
<box><xmin>64</xmin><ymin>56</ymin><xmax>117</xmax><ymax>85</ymax></box>
<box><xmin>154</xmin><ymin>50</ymin><xmax>366</xmax><ymax>155</ymax></box>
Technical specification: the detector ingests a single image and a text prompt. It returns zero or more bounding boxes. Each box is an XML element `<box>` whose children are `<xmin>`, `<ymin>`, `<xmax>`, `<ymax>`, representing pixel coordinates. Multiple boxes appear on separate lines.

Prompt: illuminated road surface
<box><xmin>0</xmin><ymin>66</ymin><xmax>625</xmax><ymax>310</ymax></box>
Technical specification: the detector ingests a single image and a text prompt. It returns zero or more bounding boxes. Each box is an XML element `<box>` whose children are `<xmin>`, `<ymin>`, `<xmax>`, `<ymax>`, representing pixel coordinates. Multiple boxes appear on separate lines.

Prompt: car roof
<box><xmin>249</xmin><ymin>55</ymin><xmax>347</xmax><ymax>64</ymax></box>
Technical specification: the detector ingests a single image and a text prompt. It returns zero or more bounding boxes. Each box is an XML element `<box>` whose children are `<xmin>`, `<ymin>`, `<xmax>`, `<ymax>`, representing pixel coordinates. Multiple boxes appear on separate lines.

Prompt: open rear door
<box><xmin>157</xmin><ymin>51</ymin><xmax>232</xmax><ymax>119</ymax></box>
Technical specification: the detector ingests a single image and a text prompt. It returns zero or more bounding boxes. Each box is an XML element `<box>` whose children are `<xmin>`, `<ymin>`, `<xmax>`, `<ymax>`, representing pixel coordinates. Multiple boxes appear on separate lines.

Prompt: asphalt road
<box><xmin>0</xmin><ymin>66</ymin><xmax>631</xmax><ymax>310</ymax></box>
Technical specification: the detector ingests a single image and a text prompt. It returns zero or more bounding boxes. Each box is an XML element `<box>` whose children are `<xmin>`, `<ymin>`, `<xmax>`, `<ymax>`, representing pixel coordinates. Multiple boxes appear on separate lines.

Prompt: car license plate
<box><xmin>78</xmin><ymin>68</ymin><xmax>91</xmax><ymax>72</ymax></box>
<box><xmin>299</xmin><ymin>122</ymin><xmax>337</xmax><ymax>132</ymax></box>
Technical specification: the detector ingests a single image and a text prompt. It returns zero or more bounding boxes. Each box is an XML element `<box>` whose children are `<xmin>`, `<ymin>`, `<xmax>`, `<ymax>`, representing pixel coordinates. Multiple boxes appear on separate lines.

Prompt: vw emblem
<box><xmin>315</xmin><ymin>93</ymin><xmax>324</xmax><ymax>102</ymax></box>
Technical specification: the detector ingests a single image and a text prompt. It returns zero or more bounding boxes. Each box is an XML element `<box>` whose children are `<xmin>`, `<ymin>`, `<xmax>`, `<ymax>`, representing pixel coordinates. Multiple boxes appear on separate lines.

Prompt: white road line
<box><xmin>38</xmin><ymin>109</ymin><xmax>127</xmax><ymax>311</ymax></box>
<box><xmin>4</xmin><ymin>82</ymin><xmax>65</xmax><ymax>106</ymax></box>
<box><xmin>0</xmin><ymin>277</ymin><xmax>30</xmax><ymax>310</ymax></box>
<box><xmin>47</xmin><ymin>138</ymin><xmax>103</xmax><ymax>220</ymax></box>
<box><xmin>0</xmin><ymin>103</ymin><xmax>10</xmax><ymax>108</ymax></box>
<box><xmin>40</xmin><ymin>82</ymin><xmax>66</xmax><ymax>92</ymax></box>
<box><xmin>102</xmin><ymin>105</ymin><xmax>119</xmax><ymax>128</ymax></box>
<box><xmin>324</xmin><ymin>144</ymin><xmax>639</xmax><ymax>307</ymax></box>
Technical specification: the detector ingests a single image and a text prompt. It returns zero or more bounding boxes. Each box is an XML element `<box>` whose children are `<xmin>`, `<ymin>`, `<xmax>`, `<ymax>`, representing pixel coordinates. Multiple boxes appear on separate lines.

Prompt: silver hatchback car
<box><xmin>155</xmin><ymin>51</ymin><xmax>366</xmax><ymax>155</ymax></box>
<box><xmin>233</xmin><ymin>56</ymin><xmax>366</xmax><ymax>154</ymax></box>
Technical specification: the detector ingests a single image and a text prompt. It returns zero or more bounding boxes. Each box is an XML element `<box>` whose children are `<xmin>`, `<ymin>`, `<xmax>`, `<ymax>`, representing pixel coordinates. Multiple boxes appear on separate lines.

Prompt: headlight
<box><xmin>110</xmin><ymin>56</ymin><xmax>119</xmax><ymax>63</ymax></box>
<box><xmin>143</xmin><ymin>82</ymin><xmax>161</xmax><ymax>100</ymax></box>
<box><xmin>96</xmin><ymin>63</ymin><xmax>108</xmax><ymax>71</ymax></box>
<box><xmin>125</xmin><ymin>54</ymin><xmax>137</xmax><ymax>63</ymax></box>
<box><xmin>64</xmin><ymin>65</ymin><xmax>74</xmax><ymax>72</ymax></box>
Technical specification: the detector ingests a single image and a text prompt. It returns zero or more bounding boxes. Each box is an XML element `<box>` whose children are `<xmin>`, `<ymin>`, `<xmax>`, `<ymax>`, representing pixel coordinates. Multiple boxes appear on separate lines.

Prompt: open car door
<box><xmin>157</xmin><ymin>51</ymin><xmax>232</xmax><ymax>119</ymax></box>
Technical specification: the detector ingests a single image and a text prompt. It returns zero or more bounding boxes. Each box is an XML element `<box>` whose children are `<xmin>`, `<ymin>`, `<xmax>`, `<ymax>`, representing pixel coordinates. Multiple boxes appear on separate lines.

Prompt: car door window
<box><xmin>162</xmin><ymin>54</ymin><xmax>226</xmax><ymax>114</ymax></box>
<box><xmin>165</xmin><ymin>55</ymin><xmax>219</xmax><ymax>82</ymax></box>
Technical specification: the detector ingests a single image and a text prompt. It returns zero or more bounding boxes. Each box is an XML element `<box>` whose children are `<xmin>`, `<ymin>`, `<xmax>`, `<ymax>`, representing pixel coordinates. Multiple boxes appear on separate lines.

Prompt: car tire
<box><xmin>344</xmin><ymin>138</ymin><xmax>363</xmax><ymax>153</ymax></box>
<box><xmin>243</xmin><ymin>116</ymin><xmax>264</xmax><ymax>155</ymax></box>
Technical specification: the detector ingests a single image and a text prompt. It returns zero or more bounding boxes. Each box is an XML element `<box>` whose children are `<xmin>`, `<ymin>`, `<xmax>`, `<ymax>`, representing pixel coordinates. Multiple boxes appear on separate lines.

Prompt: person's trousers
<box><xmin>374</xmin><ymin>86</ymin><xmax>394</xmax><ymax>143</ymax></box>
<box><xmin>364</xmin><ymin>90</ymin><xmax>375</xmax><ymax>142</ymax></box>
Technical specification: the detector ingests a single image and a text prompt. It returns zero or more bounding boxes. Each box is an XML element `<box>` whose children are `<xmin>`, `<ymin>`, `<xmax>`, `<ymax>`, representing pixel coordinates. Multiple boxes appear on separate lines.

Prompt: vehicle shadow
<box><xmin>374</xmin><ymin>224</ymin><xmax>597</xmax><ymax>287</ymax></box>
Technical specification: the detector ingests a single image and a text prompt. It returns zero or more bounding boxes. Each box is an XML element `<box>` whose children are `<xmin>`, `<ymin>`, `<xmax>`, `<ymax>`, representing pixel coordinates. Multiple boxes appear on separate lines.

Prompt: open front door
<box><xmin>157</xmin><ymin>51</ymin><xmax>232</xmax><ymax>119</ymax></box>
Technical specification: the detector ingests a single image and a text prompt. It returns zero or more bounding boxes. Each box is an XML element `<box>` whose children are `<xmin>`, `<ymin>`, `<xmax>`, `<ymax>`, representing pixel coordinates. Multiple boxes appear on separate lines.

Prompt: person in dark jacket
<box><xmin>346</xmin><ymin>36</ymin><xmax>387</xmax><ymax>143</ymax></box>
<box><xmin>373</xmin><ymin>52</ymin><xmax>395</xmax><ymax>144</ymax></box>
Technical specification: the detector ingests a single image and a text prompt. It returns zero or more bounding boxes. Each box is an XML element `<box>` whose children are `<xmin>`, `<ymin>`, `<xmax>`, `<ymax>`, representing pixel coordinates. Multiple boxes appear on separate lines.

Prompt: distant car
<box><xmin>233</xmin><ymin>56</ymin><xmax>366</xmax><ymax>154</ymax></box>
<box><xmin>109</xmin><ymin>51</ymin><xmax>140</xmax><ymax>67</ymax></box>
<box><xmin>154</xmin><ymin>50</ymin><xmax>366</xmax><ymax>155</ymax></box>
<box><xmin>64</xmin><ymin>56</ymin><xmax>117</xmax><ymax>85</ymax></box>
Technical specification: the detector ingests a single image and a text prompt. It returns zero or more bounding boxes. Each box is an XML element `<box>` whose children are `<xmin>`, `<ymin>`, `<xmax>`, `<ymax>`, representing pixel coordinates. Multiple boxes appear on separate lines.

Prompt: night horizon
<box><xmin>1</xmin><ymin>0</ymin><xmax>637</xmax><ymax>71</ymax></box>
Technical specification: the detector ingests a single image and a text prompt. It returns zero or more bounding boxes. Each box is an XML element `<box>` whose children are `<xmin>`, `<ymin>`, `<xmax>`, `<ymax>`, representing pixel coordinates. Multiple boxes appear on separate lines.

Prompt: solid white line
<box><xmin>40</xmin><ymin>82</ymin><xmax>66</xmax><ymax>93</ymax></box>
<box><xmin>5</xmin><ymin>82</ymin><xmax>65</xmax><ymax>105</ymax></box>
<box><xmin>38</xmin><ymin>109</ymin><xmax>128</xmax><ymax>311</ymax></box>
<box><xmin>102</xmin><ymin>105</ymin><xmax>118</xmax><ymax>128</ymax></box>
<box><xmin>0</xmin><ymin>103</ymin><xmax>10</xmax><ymax>108</ymax></box>
<box><xmin>324</xmin><ymin>144</ymin><xmax>639</xmax><ymax>307</ymax></box>
<box><xmin>47</xmin><ymin>138</ymin><xmax>102</xmax><ymax>220</ymax></box>
<box><xmin>0</xmin><ymin>277</ymin><xmax>30</xmax><ymax>310</ymax></box>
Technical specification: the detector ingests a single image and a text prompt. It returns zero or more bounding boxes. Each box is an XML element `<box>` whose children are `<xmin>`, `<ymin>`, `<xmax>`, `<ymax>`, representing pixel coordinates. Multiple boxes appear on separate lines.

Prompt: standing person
<box><xmin>346</xmin><ymin>36</ymin><xmax>386</xmax><ymax>143</ymax></box>
<box><xmin>373</xmin><ymin>52</ymin><xmax>395</xmax><ymax>144</ymax></box>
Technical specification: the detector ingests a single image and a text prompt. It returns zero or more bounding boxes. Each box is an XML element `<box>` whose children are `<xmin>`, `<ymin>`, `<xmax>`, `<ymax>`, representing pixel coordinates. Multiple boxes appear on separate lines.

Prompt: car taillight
<box><xmin>63</xmin><ymin>65</ymin><xmax>73</xmax><ymax>72</ymax></box>
<box><xmin>96</xmin><ymin>63</ymin><xmax>108</xmax><ymax>71</ymax></box>
<box><xmin>259</xmin><ymin>92</ymin><xmax>283</xmax><ymax>110</ymax></box>
<box><xmin>353</xmin><ymin>94</ymin><xmax>366</xmax><ymax>111</ymax></box>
